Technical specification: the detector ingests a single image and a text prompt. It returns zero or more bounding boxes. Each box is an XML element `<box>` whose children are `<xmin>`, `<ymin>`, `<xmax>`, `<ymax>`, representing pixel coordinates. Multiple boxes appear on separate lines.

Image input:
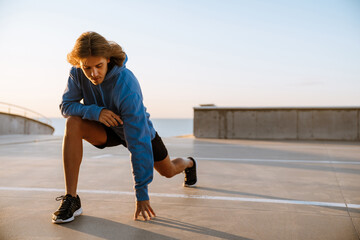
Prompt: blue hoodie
<box><xmin>60</xmin><ymin>56</ymin><xmax>156</xmax><ymax>201</ymax></box>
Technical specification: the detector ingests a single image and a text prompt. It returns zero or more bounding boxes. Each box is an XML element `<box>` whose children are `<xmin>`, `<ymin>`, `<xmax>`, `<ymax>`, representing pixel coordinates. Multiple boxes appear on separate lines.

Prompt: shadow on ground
<box><xmin>60</xmin><ymin>215</ymin><xmax>175</xmax><ymax>240</ymax></box>
<box><xmin>60</xmin><ymin>215</ymin><xmax>251</xmax><ymax>240</ymax></box>
<box><xmin>149</xmin><ymin>216</ymin><xmax>251</xmax><ymax>240</ymax></box>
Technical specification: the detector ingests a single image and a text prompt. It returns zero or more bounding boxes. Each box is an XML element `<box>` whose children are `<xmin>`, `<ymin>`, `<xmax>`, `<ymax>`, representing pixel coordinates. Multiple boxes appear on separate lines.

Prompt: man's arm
<box><xmin>119</xmin><ymin>92</ymin><xmax>155</xmax><ymax>220</ymax></box>
<box><xmin>60</xmin><ymin>68</ymin><xmax>104</xmax><ymax>121</ymax></box>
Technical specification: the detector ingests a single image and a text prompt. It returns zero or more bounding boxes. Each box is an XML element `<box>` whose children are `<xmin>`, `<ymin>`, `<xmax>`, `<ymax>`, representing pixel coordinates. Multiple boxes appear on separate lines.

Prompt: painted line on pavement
<box><xmin>1</xmin><ymin>186</ymin><xmax>359</xmax><ymax>209</ymax></box>
<box><xmin>195</xmin><ymin>157</ymin><xmax>360</xmax><ymax>165</ymax></box>
<box><xmin>90</xmin><ymin>154</ymin><xmax>360</xmax><ymax>165</ymax></box>
<box><xmin>91</xmin><ymin>154</ymin><xmax>115</xmax><ymax>159</ymax></box>
<box><xmin>164</xmin><ymin>142</ymin><xmax>360</xmax><ymax>150</ymax></box>
<box><xmin>0</xmin><ymin>137</ymin><xmax>63</xmax><ymax>146</ymax></box>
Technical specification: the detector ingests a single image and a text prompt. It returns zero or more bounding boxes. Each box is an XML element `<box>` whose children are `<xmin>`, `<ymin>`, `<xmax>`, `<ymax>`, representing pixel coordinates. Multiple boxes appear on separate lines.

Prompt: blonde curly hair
<box><xmin>67</xmin><ymin>31</ymin><xmax>126</xmax><ymax>67</ymax></box>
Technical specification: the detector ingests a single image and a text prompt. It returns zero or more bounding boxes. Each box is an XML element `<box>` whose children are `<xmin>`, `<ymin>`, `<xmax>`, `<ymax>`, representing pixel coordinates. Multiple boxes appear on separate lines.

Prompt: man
<box><xmin>52</xmin><ymin>31</ymin><xmax>197</xmax><ymax>223</ymax></box>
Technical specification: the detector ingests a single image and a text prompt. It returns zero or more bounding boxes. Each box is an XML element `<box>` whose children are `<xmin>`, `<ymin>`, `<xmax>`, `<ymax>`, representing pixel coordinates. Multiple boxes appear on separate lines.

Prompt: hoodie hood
<box><xmin>103</xmin><ymin>54</ymin><xmax>128</xmax><ymax>82</ymax></box>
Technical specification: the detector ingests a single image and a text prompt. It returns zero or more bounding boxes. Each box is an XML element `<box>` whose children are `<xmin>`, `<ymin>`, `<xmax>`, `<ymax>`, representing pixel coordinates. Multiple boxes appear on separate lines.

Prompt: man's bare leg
<box><xmin>154</xmin><ymin>155</ymin><xmax>193</xmax><ymax>178</ymax></box>
<box><xmin>62</xmin><ymin>116</ymin><xmax>107</xmax><ymax>197</ymax></box>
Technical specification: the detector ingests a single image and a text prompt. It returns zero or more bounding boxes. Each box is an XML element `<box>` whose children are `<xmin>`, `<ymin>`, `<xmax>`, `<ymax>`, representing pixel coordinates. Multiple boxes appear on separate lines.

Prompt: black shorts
<box><xmin>94</xmin><ymin>126</ymin><xmax>168</xmax><ymax>162</ymax></box>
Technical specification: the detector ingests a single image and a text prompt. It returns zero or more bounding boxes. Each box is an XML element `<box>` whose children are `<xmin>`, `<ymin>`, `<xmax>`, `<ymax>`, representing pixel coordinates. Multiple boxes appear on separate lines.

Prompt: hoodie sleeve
<box><xmin>119</xmin><ymin>92</ymin><xmax>154</xmax><ymax>201</ymax></box>
<box><xmin>59</xmin><ymin>68</ymin><xmax>104</xmax><ymax>121</ymax></box>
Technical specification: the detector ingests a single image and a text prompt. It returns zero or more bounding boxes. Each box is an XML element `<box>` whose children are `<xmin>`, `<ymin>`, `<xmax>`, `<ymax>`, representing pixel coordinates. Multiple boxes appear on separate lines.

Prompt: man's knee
<box><xmin>154</xmin><ymin>157</ymin><xmax>177</xmax><ymax>178</ymax></box>
<box><xmin>65</xmin><ymin>116</ymin><xmax>83</xmax><ymax>134</ymax></box>
<box><xmin>157</xmin><ymin>168</ymin><xmax>175</xmax><ymax>178</ymax></box>
<box><xmin>162</xmin><ymin>172</ymin><xmax>175</xmax><ymax>178</ymax></box>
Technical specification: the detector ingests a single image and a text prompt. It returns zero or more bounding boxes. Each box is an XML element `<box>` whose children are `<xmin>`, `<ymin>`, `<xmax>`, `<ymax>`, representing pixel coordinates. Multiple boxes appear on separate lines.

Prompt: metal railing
<box><xmin>0</xmin><ymin>102</ymin><xmax>52</xmax><ymax>126</ymax></box>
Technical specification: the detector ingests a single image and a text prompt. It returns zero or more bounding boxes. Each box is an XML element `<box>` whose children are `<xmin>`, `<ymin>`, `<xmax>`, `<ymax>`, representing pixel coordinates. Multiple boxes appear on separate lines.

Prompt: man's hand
<box><xmin>134</xmin><ymin>200</ymin><xmax>156</xmax><ymax>221</ymax></box>
<box><xmin>99</xmin><ymin>109</ymin><xmax>123</xmax><ymax>127</ymax></box>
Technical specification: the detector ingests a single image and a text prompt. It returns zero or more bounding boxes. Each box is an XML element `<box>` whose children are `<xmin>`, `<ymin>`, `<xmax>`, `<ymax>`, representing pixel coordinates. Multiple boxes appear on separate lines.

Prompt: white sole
<box><xmin>52</xmin><ymin>207</ymin><xmax>83</xmax><ymax>224</ymax></box>
<box><xmin>183</xmin><ymin>182</ymin><xmax>197</xmax><ymax>187</ymax></box>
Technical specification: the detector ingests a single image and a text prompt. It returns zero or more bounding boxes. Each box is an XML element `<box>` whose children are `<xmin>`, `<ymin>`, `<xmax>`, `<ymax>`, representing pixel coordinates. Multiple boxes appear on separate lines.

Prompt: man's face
<box><xmin>80</xmin><ymin>56</ymin><xmax>110</xmax><ymax>85</ymax></box>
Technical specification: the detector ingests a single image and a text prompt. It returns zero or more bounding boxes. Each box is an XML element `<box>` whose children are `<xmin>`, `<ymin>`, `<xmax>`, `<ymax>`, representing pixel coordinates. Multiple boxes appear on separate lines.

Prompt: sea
<box><xmin>49</xmin><ymin>118</ymin><xmax>193</xmax><ymax>137</ymax></box>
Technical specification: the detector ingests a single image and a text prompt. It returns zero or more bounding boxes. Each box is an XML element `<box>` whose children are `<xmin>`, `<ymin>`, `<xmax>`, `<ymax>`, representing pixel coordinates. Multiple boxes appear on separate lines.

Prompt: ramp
<box><xmin>0</xmin><ymin>102</ymin><xmax>54</xmax><ymax>135</ymax></box>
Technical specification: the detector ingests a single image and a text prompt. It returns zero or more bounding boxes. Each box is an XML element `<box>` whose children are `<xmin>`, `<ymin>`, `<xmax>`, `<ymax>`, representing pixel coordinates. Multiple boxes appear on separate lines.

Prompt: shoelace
<box><xmin>55</xmin><ymin>195</ymin><xmax>73</xmax><ymax>211</ymax></box>
<box><xmin>55</xmin><ymin>195</ymin><xmax>66</xmax><ymax>201</ymax></box>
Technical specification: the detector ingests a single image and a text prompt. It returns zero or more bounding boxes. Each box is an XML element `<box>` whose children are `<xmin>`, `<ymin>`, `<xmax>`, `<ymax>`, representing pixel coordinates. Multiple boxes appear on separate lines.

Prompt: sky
<box><xmin>0</xmin><ymin>0</ymin><xmax>359</xmax><ymax>118</ymax></box>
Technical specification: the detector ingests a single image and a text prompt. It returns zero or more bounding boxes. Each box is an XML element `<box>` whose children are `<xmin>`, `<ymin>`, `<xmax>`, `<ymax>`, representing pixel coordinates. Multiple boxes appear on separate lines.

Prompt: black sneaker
<box><xmin>52</xmin><ymin>194</ymin><xmax>82</xmax><ymax>224</ymax></box>
<box><xmin>184</xmin><ymin>157</ymin><xmax>197</xmax><ymax>187</ymax></box>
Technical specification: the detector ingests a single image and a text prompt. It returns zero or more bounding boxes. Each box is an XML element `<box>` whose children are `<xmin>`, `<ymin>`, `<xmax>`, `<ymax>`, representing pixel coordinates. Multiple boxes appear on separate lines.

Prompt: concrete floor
<box><xmin>0</xmin><ymin>134</ymin><xmax>359</xmax><ymax>240</ymax></box>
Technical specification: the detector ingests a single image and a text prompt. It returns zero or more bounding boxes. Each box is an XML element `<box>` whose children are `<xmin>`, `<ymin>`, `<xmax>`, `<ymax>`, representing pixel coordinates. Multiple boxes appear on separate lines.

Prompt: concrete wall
<box><xmin>0</xmin><ymin>113</ymin><xmax>54</xmax><ymax>135</ymax></box>
<box><xmin>194</xmin><ymin>107</ymin><xmax>360</xmax><ymax>141</ymax></box>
